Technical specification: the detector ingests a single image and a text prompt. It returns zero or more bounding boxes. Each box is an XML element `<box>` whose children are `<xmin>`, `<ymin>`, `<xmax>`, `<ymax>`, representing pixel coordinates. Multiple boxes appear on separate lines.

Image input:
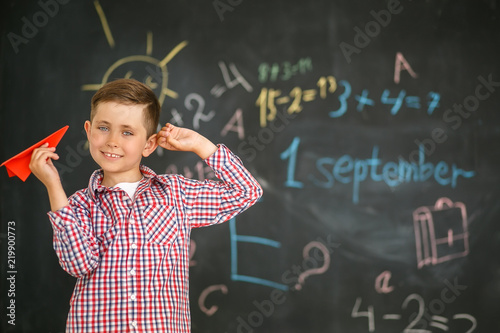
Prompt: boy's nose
<box><xmin>106</xmin><ymin>132</ymin><xmax>119</xmax><ymax>148</ymax></box>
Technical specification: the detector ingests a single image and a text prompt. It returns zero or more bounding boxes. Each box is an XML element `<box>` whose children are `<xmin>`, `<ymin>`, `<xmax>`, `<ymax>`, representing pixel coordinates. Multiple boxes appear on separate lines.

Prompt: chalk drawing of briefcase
<box><xmin>413</xmin><ymin>197</ymin><xmax>469</xmax><ymax>269</ymax></box>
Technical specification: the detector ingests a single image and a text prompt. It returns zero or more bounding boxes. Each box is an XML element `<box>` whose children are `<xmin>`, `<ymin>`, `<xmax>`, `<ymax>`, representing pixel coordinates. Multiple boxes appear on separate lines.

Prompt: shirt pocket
<box><xmin>143</xmin><ymin>205</ymin><xmax>178</xmax><ymax>245</ymax></box>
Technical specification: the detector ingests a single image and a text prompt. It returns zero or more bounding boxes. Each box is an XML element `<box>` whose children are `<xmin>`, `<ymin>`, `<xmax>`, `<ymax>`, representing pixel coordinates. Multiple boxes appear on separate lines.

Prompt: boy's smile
<box><xmin>85</xmin><ymin>101</ymin><xmax>157</xmax><ymax>187</ymax></box>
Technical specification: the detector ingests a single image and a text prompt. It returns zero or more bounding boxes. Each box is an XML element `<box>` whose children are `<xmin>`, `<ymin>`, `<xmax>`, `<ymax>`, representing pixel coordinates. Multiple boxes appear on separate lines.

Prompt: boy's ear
<box><xmin>143</xmin><ymin>134</ymin><xmax>158</xmax><ymax>157</ymax></box>
<box><xmin>84</xmin><ymin>120</ymin><xmax>91</xmax><ymax>139</ymax></box>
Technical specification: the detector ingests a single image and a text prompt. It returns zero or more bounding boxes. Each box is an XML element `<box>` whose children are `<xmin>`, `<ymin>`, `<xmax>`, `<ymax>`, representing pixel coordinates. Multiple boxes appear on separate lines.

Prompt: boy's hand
<box><xmin>157</xmin><ymin>123</ymin><xmax>217</xmax><ymax>160</ymax></box>
<box><xmin>29</xmin><ymin>143</ymin><xmax>69</xmax><ymax>211</ymax></box>
<box><xmin>29</xmin><ymin>143</ymin><xmax>62</xmax><ymax>187</ymax></box>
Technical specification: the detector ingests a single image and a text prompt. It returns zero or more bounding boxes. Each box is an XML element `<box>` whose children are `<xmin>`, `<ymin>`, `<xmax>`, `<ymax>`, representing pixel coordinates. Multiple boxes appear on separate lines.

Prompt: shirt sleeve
<box><xmin>181</xmin><ymin>144</ymin><xmax>263</xmax><ymax>228</ymax></box>
<box><xmin>47</xmin><ymin>192</ymin><xmax>100</xmax><ymax>278</ymax></box>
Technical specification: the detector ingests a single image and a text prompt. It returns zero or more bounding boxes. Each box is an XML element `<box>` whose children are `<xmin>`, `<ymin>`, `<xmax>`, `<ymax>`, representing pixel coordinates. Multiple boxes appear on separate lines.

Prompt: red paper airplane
<box><xmin>1</xmin><ymin>126</ymin><xmax>69</xmax><ymax>181</ymax></box>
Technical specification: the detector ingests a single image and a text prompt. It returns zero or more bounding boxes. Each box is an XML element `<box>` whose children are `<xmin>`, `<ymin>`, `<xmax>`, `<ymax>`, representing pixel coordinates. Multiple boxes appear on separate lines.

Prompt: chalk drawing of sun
<box><xmin>81</xmin><ymin>0</ymin><xmax>187</xmax><ymax>106</ymax></box>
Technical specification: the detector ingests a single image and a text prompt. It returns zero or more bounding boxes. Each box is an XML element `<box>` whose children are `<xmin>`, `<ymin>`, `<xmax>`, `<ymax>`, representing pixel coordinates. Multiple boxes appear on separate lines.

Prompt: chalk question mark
<box><xmin>295</xmin><ymin>241</ymin><xmax>331</xmax><ymax>290</ymax></box>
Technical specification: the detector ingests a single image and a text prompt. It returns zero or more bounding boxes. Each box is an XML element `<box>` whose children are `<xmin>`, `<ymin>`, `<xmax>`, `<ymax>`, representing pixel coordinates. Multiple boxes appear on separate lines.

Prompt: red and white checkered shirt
<box><xmin>48</xmin><ymin>145</ymin><xmax>262</xmax><ymax>332</ymax></box>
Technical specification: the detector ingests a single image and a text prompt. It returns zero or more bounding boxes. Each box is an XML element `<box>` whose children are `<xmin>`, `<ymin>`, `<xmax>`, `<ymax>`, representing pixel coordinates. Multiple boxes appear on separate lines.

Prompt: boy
<box><xmin>29</xmin><ymin>78</ymin><xmax>263</xmax><ymax>332</ymax></box>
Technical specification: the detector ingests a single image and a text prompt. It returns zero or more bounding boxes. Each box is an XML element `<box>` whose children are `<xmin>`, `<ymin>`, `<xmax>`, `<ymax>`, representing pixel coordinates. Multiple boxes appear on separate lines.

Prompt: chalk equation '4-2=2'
<box><xmin>351</xmin><ymin>294</ymin><xmax>476</xmax><ymax>333</ymax></box>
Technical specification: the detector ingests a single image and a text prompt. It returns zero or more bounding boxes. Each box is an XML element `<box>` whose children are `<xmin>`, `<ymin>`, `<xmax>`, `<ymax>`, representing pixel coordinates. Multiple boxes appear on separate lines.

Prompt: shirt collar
<box><xmin>88</xmin><ymin>165</ymin><xmax>160</xmax><ymax>200</ymax></box>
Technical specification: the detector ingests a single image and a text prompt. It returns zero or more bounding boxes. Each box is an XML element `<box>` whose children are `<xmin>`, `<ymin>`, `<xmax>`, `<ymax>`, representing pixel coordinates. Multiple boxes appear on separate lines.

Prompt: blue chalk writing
<box><xmin>427</xmin><ymin>92</ymin><xmax>441</xmax><ymax>114</ymax></box>
<box><xmin>229</xmin><ymin>218</ymin><xmax>288</xmax><ymax>291</ymax></box>
<box><xmin>381</xmin><ymin>89</ymin><xmax>406</xmax><ymax>115</ymax></box>
<box><xmin>282</xmin><ymin>137</ymin><xmax>476</xmax><ymax>204</ymax></box>
<box><xmin>329</xmin><ymin>80</ymin><xmax>351</xmax><ymax>118</ymax></box>
<box><xmin>326</xmin><ymin>79</ymin><xmax>440</xmax><ymax>117</ymax></box>
<box><xmin>355</xmin><ymin>89</ymin><xmax>375</xmax><ymax>111</ymax></box>
<box><xmin>280</xmin><ymin>137</ymin><xmax>304</xmax><ymax>189</ymax></box>
<box><xmin>405</xmin><ymin>95</ymin><xmax>421</xmax><ymax>109</ymax></box>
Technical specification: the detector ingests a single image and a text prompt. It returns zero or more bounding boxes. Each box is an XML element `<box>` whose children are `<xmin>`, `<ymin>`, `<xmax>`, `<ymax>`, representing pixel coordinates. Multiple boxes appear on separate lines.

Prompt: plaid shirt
<box><xmin>48</xmin><ymin>145</ymin><xmax>262</xmax><ymax>332</ymax></box>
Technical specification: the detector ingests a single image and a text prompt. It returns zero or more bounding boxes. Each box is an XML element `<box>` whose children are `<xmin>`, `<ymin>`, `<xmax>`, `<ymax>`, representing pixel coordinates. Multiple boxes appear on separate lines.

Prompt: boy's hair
<box><xmin>90</xmin><ymin>79</ymin><xmax>160</xmax><ymax>137</ymax></box>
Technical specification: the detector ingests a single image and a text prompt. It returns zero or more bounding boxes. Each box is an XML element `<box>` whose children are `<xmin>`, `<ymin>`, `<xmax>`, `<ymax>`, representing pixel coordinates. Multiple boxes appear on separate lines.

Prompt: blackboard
<box><xmin>2</xmin><ymin>0</ymin><xmax>500</xmax><ymax>332</ymax></box>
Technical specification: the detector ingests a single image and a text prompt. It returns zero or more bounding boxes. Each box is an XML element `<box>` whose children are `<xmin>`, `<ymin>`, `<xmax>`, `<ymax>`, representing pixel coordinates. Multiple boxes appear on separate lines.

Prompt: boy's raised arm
<box><xmin>157</xmin><ymin>123</ymin><xmax>263</xmax><ymax>228</ymax></box>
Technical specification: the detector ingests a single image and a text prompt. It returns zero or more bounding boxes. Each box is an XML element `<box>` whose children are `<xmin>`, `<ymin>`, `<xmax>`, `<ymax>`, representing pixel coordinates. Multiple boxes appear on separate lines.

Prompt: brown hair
<box><xmin>90</xmin><ymin>79</ymin><xmax>160</xmax><ymax>137</ymax></box>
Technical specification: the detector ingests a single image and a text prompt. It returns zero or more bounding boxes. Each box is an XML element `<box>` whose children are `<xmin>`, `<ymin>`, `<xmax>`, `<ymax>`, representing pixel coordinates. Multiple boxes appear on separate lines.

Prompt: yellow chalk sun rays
<box><xmin>82</xmin><ymin>0</ymin><xmax>187</xmax><ymax>106</ymax></box>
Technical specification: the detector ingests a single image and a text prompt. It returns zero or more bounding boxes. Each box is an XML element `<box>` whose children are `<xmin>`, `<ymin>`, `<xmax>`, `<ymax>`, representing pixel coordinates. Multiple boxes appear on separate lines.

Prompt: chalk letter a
<box><xmin>221</xmin><ymin>108</ymin><xmax>245</xmax><ymax>139</ymax></box>
<box><xmin>394</xmin><ymin>52</ymin><xmax>418</xmax><ymax>84</ymax></box>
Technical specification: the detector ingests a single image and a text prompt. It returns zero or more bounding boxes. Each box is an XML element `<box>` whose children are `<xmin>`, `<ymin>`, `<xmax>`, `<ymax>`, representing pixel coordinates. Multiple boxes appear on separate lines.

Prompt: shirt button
<box><xmin>130</xmin><ymin>321</ymin><xmax>137</xmax><ymax>328</ymax></box>
<box><xmin>129</xmin><ymin>268</ymin><xmax>136</xmax><ymax>275</ymax></box>
<box><xmin>130</xmin><ymin>293</ymin><xmax>136</xmax><ymax>300</ymax></box>
<box><xmin>131</xmin><ymin>243</ymin><xmax>137</xmax><ymax>250</ymax></box>
<box><xmin>129</xmin><ymin>217</ymin><xmax>135</xmax><ymax>224</ymax></box>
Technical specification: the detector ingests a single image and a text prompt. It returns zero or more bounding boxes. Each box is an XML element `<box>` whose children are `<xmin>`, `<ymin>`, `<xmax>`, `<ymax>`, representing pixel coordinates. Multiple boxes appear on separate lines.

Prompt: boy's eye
<box><xmin>98</xmin><ymin>126</ymin><xmax>109</xmax><ymax>132</ymax></box>
<box><xmin>123</xmin><ymin>131</ymin><xmax>133</xmax><ymax>136</ymax></box>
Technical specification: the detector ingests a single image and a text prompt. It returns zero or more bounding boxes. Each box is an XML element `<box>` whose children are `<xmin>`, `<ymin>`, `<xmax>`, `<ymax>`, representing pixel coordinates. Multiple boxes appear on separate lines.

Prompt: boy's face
<box><xmin>84</xmin><ymin>101</ymin><xmax>157</xmax><ymax>187</ymax></box>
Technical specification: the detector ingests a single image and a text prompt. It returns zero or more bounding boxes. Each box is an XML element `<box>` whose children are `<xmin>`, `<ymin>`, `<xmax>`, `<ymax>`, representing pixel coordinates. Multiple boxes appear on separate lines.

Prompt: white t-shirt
<box><xmin>114</xmin><ymin>179</ymin><xmax>142</xmax><ymax>200</ymax></box>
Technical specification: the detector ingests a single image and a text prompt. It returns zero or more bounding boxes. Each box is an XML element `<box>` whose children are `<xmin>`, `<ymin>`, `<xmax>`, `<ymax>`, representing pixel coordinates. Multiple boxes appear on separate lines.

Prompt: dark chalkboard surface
<box><xmin>2</xmin><ymin>0</ymin><xmax>500</xmax><ymax>332</ymax></box>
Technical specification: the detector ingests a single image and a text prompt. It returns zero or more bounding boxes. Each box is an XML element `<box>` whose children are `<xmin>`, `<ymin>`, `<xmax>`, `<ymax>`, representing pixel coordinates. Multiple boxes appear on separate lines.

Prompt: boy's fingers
<box><xmin>156</xmin><ymin>134</ymin><xmax>167</xmax><ymax>143</ymax></box>
<box><xmin>32</xmin><ymin>150</ymin><xmax>59</xmax><ymax>162</ymax></box>
<box><xmin>165</xmin><ymin>137</ymin><xmax>181</xmax><ymax>150</ymax></box>
<box><xmin>157</xmin><ymin>130</ymin><xmax>171</xmax><ymax>144</ymax></box>
<box><xmin>33</xmin><ymin>145</ymin><xmax>56</xmax><ymax>154</ymax></box>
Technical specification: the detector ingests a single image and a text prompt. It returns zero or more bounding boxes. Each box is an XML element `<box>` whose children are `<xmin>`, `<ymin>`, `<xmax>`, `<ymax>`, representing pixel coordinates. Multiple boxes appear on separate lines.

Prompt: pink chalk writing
<box><xmin>413</xmin><ymin>197</ymin><xmax>469</xmax><ymax>269</ymax></box>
